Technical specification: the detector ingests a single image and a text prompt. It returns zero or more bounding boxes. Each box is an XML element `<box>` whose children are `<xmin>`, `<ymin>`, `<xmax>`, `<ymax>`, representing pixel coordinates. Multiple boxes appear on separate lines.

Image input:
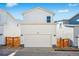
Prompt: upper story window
<box><xmin>47</xmin><ymin>16</ymin><xmax>51</xmax><ymax>23</ymax></box>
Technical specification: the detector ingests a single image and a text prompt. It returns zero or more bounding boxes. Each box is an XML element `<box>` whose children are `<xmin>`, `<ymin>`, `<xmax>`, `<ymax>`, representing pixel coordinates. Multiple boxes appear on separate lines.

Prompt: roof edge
<box><xmin>22</xmin><ymin>7</ymin><xmax>55</xmax><ymax>16</ymax></box>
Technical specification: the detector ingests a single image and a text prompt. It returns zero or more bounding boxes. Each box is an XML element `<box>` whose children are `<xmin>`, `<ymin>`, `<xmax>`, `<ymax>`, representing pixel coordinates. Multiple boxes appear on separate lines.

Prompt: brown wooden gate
<box><xmin>5</xmin><ymin>37</ymin><xmax>20</xmax><ymax>48</ymax></box>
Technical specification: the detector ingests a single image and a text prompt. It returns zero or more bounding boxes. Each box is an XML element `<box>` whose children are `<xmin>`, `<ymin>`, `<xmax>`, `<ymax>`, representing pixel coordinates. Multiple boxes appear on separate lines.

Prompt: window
<box><xmin>47</xmin><ymin>16</ymin><xmax>51</xmax><ymax>23</ymax></box>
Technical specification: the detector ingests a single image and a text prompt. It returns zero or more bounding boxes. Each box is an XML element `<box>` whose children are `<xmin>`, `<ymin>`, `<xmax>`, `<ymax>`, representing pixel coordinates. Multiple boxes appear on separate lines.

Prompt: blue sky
<box><xmin>0</xmin><ymin>3</ymin><xmax>79</xmax><ymax>21</ymax></box>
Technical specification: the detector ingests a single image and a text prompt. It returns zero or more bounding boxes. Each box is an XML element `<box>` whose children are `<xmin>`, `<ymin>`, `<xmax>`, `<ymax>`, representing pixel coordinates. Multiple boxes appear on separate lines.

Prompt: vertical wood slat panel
<box><xmin>64</xmin><ymin>39</ymin><xmax>70</xmax><ymax>48</ymax></box>
<box><xmin>5</xmin><ymin>37</ymin><xmax>20</xmax><ymax>48</ymax></box>
<box><xmin>13</xmin><ymin>37</ymin><xmax>20</xmax><ymax>48</ymax></box>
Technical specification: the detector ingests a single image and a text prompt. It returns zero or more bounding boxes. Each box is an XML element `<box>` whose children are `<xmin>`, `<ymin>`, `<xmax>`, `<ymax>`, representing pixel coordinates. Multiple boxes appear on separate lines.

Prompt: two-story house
<box><xmin>19</xmin><ymin>7</ymin><xmax>57</xmax><ymax>47</ymax></box>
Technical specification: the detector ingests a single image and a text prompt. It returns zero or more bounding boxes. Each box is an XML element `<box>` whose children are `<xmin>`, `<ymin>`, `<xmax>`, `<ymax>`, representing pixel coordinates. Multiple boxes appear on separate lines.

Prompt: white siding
<box><xmin>4</xmin><ymin>21</ymin><xmax>21</xmax><ymax>37</ymax></box>
<box><xmin>74</xmin><ymin>27</ymin><xmax>79</xmax><ymax>47</ymax></box>
<box><xmin>23</xmin><ymin>8</ymin><xmax>53</xmax><ymax>24</ymax></box>
<box><xmin>0</xmin><ymin>11</ymin><xmax>14</xmax><ymax>25</ymax></box>
<box><xmin>0</xmin><ymin>10</ymin><xmax>21</xmax><ymax>45</ymax></box>
<box><xmin>20</xmin><ymin>7</ymin><xmax>56</xmax><ymax>47</ymax></box>
<box><xmin>0</xmin><ymin>10</ymin><xmax>21</xmax><ymax>37</ymax></box>
<box><xmin>0</xmin><ymin>35</ymin><xmax>4</xmax><ymax>45</ymax></box>
<box><xmin>0</xmin><ymin>26</ymin><xmax>4</xmax><ymax>34</ymax></box>
<box><xmin>0</xmin><ymin>26</ymin><xmax>4</xmax><ymax>45</ymax></box>
<box><xmin>56</xmin><ymin>22</ymin><xmax>74</xmax><ymax>45</ymax></box>
<box><xmin>21</xmin><ymin>25</ymin><xmax>55</xmax><ymax>35</ymax></box>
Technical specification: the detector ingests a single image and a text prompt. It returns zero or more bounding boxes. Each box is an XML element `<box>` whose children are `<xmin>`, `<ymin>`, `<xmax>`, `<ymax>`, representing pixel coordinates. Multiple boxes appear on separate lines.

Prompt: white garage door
<box><xmin>23</xmin><ymin>34</ymin><xmax>52</xmax><ymax>47</ymax></box>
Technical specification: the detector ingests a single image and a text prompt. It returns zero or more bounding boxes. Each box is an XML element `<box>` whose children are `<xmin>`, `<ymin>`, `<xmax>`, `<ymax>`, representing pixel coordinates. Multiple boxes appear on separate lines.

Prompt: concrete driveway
<box><xmin>14</xmin><ymin>47</ymin><xmax>79</xmax><ymax>56</ymax></box>
<box><xmin>0</xmin><ymin>46</ymin><xmax>19</xmax><ymax>56</ymax></box>
<box><xmin>1</xmin><ymin>47</ymin><xmax>79</xmax><ymax>56</ymax></box>
<box><xmin>0</xmin><ymin>49</ymin><xmax>14</xmax><ymax>56</ymax></box>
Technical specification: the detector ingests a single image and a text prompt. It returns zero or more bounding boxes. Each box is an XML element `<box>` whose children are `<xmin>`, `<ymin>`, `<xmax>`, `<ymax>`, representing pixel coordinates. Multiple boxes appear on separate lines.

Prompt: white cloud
<box><xmin>6</xmin><ymin>3</ymin><xmax>18</xmax><ymax>7</ymax></box>
<box><xmin>58</xmin><ymin>9</ymin><xmax>69</xmax><ymax>13</ymax></box>
<box><xmin>69</xmin><ymin>3</ymin><xmax>79</xmax><ymax>6</ymax></box>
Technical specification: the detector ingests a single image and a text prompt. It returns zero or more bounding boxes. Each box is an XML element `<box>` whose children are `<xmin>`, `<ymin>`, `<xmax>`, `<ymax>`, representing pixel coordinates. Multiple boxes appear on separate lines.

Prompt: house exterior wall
<box><xmin>0</xmin><ymin>35</ymin><xmax>4</xmax><ymax>45</ymax></box>
<box><xmin>0</xmin><ymin>11</ymin><xmax>13</xmax><ymax>25</ymax></box>
<box><xmin>0</xmin><ymin>10</ymin><xmax>21</xmax><ymax>37</ymax></box>
<box><xmin>4</xmin><ymin>21</ymin><xmax>21</xmax><ymax>37</ymax></box>
<box><xmin>20</xmin><ymin>7</ymin><xmax>56</xmax><ymax>47</ymax></box>
<box><xmin>0</xmin><ymin>10</ymin><xmax>21</xmax><ymax>45</ymax></box>
<box><xmin>23</xmin><ymin>8</ymin><xmax>53</xmax><ymax>24</ymax></box>
<box><xmin>0</xmin><ymin>26</ymin><xmax>4</xmax><ymax>45</ymax></box>
<box><xmin>56</xmin><ymin>22</ymin><xmax>74</xmax><ymax>45</ymax></box>
<box><xmin>59</xmin><ymin>14</ymin><xmax>79</xmax><ymax>48</ymax></box>
<box><xmin>73</xmin><ymin>27</ymin><xmax>79</xmax><ymax>47</ymax></box>
<box><xmin>21</xmin><ymin>25</ymin><xmax>56</xmax><ymax>35</ymax></box>
<box><xmin>0</xmin><ymin>26</ymin><xmax>4</xmax><ymax>34</ymax></box>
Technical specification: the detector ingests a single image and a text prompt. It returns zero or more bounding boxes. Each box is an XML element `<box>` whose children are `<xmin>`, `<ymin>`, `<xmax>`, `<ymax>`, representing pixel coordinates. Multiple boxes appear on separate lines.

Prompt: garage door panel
<box><xmin>21</xmin><ymin>25</ymin><xmax>56</xmax><ymax>34</ymax></box>
<box><xmin>23</xmin><ymin>35</ymin><xmax>51</xmax><ymax>47</ymax></box>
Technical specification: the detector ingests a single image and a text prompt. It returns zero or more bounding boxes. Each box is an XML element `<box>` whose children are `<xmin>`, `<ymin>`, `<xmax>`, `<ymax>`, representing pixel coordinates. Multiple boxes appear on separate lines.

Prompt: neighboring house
<box><xmin>56</xmin><ymin>13</ymin><xmax>79</xmax><ymax>48</ymax></box>
<box><xmin>56</xmin><ymin>21</ymin><xmax>74</xmax><ymax>46</ymax></box>
<box><xmin>19</xmin><ymin>7</ymin><xmax>56</xmax><ymax>47</ymax></box>
<box><xmin>0</xmin><ymin>9</ymin><xmax>21</xmax><ymax>45</ymax></box>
